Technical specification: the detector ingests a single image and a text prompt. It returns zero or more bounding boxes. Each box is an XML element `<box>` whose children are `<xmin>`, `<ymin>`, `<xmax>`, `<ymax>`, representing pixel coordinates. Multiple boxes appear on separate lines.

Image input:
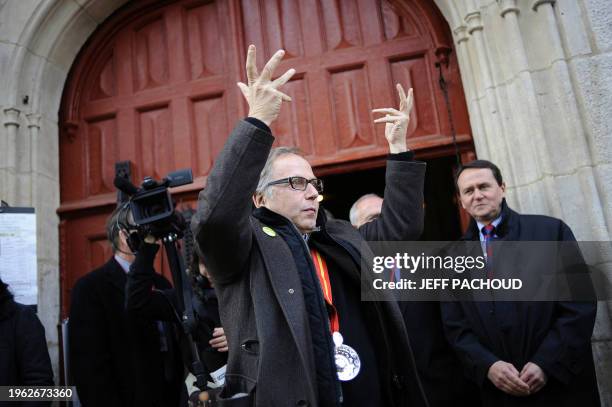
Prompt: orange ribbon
<box><xmin>310</xmin><ymin>249</ymin><xmax>340</xmax><ymax>333</ymax></box>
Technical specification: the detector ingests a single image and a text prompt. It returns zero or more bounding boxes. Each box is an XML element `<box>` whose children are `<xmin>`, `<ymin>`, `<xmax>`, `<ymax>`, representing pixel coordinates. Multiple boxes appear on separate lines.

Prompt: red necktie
<box><xmin>482</xmin><ymin>224</ymin><xmax>496</xmax><ymax>278</ymax></box>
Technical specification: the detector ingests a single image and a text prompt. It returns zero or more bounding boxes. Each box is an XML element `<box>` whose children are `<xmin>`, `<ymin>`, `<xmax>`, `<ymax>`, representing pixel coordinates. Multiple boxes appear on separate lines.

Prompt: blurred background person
<box><xmin>0</xmin><ymin>277</ymin><xmax>53</xmax><ymax>407</ymax></box>
<box><xmin>188</xmin><ymin>250</ymin><xmax>228</xmax><ymax>383</ymax></box>
<box><xmin>349</xmin><ymin>193</ymin><xmax>383</xmax><ymax>228</ymax></box>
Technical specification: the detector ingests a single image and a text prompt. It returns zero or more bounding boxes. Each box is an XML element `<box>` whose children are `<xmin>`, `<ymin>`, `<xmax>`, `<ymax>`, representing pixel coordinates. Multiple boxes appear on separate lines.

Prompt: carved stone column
<box><xmin>3</xmin><ymin>107</ymin><xmax>21</xmax><ymax>203</ymax></box>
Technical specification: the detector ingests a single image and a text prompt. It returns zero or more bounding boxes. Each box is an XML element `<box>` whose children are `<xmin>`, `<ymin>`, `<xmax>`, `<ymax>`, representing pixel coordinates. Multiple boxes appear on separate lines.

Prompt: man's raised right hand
<box><xmin>237</xmin><ymin>44</ymin><xmax>295</xmax><ymax>126</ymax></box>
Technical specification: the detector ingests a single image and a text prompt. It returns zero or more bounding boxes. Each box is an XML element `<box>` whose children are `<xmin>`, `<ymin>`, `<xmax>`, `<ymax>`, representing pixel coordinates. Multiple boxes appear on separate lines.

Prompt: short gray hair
<box><xmin>349</xmin><ymin>193</ymin><xmax>382</xmax><ymax>226</ymax></box>
<box><xmin>255</xmin><ymin>147</ymin><xmax>303</xmax><ymax>198</ymax></box>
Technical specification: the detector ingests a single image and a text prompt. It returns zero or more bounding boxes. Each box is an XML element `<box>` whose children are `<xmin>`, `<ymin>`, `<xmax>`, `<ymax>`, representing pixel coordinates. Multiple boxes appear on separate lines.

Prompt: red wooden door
<box><xmin>59</xmin><ymin>0</ymin><xmax>472</xmax><ymax>316</ymax></box>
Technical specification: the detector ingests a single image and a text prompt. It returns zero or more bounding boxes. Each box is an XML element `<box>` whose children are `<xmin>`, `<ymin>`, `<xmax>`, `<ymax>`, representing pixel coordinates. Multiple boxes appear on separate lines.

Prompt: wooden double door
<box><xmin>59</xmin><ymin>0</ymin><xmax>473</xmax><ymax>315</ymax></box>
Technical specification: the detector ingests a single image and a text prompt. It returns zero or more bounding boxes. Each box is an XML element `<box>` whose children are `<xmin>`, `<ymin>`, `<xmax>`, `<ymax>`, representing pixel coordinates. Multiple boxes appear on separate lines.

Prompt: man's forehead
<box><xmin>360</xmin><ymin>196</ymin><xmax>383</xmax><ymax>210</ymax></box>
<box><xmin>458</xmin><ymin>168</ymin><xmax>496</xmax><ymax>186</ymax></box>
<box><xmin>272</xmin><ymin>154</ymin><xmax>314</xmax><ymax>177</ymax></box>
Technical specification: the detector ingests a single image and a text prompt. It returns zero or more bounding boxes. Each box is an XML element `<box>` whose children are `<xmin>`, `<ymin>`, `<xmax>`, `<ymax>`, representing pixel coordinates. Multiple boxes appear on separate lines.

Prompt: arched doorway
<box><xmin>59</xmin><ymin>0</ymin><xmax>473</xmax><ymax>316</ymax></box>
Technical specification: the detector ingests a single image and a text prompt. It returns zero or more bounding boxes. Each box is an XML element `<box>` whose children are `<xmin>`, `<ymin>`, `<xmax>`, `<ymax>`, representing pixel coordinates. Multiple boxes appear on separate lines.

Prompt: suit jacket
<box><xmin>68</xmin><ymin>257</ymin><xmax>185</xmax><ymax>407</ymax></box>
<box><xmin>0</xmin><ymin>297</ymin><xmax>53</xmax><ymax>407</ymax></box>
<box><xmin>441</xmin><ymin>201</ymin><xmax>600</xmax><ymax>406</ymax></box>
<box><xmin>191</xmin><ymin>119</ymin><xmax>429</xmax><ymax>407</ymax></box>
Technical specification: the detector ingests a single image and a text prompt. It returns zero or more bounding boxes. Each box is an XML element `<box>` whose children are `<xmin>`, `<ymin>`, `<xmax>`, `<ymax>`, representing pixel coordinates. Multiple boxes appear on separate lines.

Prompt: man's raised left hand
<box><xmin>372</xmin><ymin>84</ymin><xmax>414</xmax><ymax>154</ymax></box>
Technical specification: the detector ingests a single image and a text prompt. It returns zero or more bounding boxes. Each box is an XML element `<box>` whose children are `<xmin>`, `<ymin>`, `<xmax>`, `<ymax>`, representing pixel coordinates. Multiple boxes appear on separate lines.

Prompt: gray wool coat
<box><xmin>192</xmin><ymin>120</ymin><xmax>429</xmax><ymax>407</ymax></box>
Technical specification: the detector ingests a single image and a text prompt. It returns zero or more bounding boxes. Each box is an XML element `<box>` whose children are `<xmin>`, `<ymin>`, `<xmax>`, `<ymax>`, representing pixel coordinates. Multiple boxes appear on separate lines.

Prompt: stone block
<box><xmin>592</xmin><ymin>337</ymin><xmax>612</xmax><ymax>405</ymax></box>
<box><xmin>508</xmin><ymin>180</ymin><xmax>553</xmax><ymax>216</ymax></box>
<box><xmin>481</xmin><ymin>5</ymin><xmax>513</xmax><ymax>86</ymax></box>
<box><xmin>593</xmin><ymin>164</ymin><xmax>612</xmax><ymax>233</ymax></box>
<box><xmin>494</xmin><ymin>81</ymin><xmax>544</xmax><ymax>186</ymax></box>
<box><xmin>28</xmin><ymin>1</ymin><xmax>82</xmax><ymax>60</ymax></box>
<box><xmin>0</xmin><ymin>0</ymin><xmax>42</xmax><ymax>45</ymax></box>
<box><xmin>35</xmin><ymin>118</ymin><xmax>60</xmax><ymax>181</ymax></box>
<box><xmin>0</xmin><ymin>42</ymin><xmax>17</xmax><ymax>88</ymax></box>
<box><xmin>74</xmin><ymin>0</ymin><xmax>130</xmax><ymax>24</ymax></box>
<box><xmin>39</xmin><ymin>62</ymin><xmax>68</xmax><ymax>122</ymax></box>
<box><xmin>570</xmin><ymin>53</ymin><xmax>612</xmax><ymax>166</ymax></box>
<box><xmin>552</xmin><ymin>168</ymin><xmax>608</xmax><ymax>241</ymax></box>
<box><xmin>520</xmin><ymin>1</ymin><xmax>564</xmax><ymax>71</ymax></box>
<box><xmin>47</xmin><ymin>7</ymin><xmax>98</xmax><ymax>72</ymax></box>
<box><xmin>38</xmin><ymin>261</ymin><xmax>60</xmax><ymax>384</ymax></box>
<box><xmin>584</xmin><ymin>0</ymin><xmax>612</xmax><ymax>53</ymax></box>
<box><xmin>556</xmin><ymin>0</ymin><xmax>593</xmax><ymax>58</ymax></box>
<box><xmin>531</xmin><ymin>64</ymin><xmax>592</xmax><ymax>172</ymax></box>
<box><xmin>464</xmin><ymin>41</ymin><xmax>486</xmax><ymax>98</ymax></box>
<box><xmin>34</xmin><ymin>172</ymin><xmax>60</xmax><ymax>264</ymax></box>
<box><xmin>36</xmin><ymin>206</ymin><xmax>60</xmax><ymax>264</ymax></box>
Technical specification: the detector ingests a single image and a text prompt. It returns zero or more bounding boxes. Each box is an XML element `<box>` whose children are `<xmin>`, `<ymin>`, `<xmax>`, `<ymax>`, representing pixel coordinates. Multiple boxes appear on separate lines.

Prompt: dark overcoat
<box><xmin>68</xmin><ymin>258</ymin><xmax>185</xmax><ymax>407</ymax></box>
<box><xmin>192</xmin><ymin>120</ymin><xmax>429</xmax><ymax>407</ymax></box>
<box><xmin>0</xmin><ymin>294</ymin><xmax>53</xmax><ymax>407</ymax></box>
<box><xmin>441</xmin><ymin>202</ymin><xmax>600</xmax><ymax>406</ymax></box>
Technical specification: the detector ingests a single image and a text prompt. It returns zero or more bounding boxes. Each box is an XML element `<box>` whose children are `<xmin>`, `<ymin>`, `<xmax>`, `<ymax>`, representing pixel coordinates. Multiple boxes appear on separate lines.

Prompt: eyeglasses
<box><xmin>265</xmin><ymin>176</ymin><xmax>324</xmax><ymax>193</ymax></box>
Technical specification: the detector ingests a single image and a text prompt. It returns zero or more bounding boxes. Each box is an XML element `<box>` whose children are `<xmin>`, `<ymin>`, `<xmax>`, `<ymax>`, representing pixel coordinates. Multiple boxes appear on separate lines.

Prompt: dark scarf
<box><xmin>252</xmin><ymin>207</ymin><xmax>342</xmax><ymax>407</ymax></box>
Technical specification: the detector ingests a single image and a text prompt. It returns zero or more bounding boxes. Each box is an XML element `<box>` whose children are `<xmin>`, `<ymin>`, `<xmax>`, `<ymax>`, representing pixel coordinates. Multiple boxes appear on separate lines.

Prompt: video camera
<box><xmin>114</xmin><ymin>169</ymin><xmax>193</xmax><ymax>239</ymax></box>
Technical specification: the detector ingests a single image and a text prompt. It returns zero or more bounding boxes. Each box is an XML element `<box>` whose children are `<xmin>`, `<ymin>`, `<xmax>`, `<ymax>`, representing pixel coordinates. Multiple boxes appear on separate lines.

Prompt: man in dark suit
<box><xmin>442</xmin><ymin>159</ymin><xmax>600</xmax><ymax>406</ymax></box>
<box><xmin>68</xmin><ymin>205</ymin><xmax>185</xmax><ymax>407</ymax></box>
<box><xmin>191</xmin><ymin>45</ymin><xmax>428</xmax><ymax>406</ymax></box>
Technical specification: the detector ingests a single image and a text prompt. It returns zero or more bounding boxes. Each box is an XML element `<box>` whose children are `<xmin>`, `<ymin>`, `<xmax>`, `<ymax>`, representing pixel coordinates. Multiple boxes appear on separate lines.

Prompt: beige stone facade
<box><xmin>1</xmin><ymin>0</ymin><xmax>610</xmax><ymax>403</ymax></box>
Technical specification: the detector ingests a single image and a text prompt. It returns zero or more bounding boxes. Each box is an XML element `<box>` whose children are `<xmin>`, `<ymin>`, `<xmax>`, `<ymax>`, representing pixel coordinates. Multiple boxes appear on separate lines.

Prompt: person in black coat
<box><xmin>68</xmin><ymin>205</ymin><xmax>186</xmax><ymax>407</ymax></box>
<box><xmin>442</xmin><ymin>159</ymin><xmax>600</xmax><ymax>406</ymax></box>
<box><xmin>0</xmin><ymin>278</ymin><xmax>53</xmax><ymax>407</ymax></box>
<box><xmin>188</xmin><ymin>250</ymin><xmax>229</xmax><ymax>374</ymax></box>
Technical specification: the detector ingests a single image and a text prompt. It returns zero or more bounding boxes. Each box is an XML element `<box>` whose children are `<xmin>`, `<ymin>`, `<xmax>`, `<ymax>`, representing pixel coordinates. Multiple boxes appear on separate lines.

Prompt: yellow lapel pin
<box><xmin>262</xmin><ymin>226</ymin><xmax>277</xmax><ymax>237</ymax></box>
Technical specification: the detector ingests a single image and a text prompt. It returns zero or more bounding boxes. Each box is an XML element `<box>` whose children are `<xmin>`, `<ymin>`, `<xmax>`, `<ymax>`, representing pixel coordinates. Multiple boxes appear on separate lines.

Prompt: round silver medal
<box><xmin>332</xmin><ymin>332</ymin><xmax>361</xmax><ymax>381</ymax></box>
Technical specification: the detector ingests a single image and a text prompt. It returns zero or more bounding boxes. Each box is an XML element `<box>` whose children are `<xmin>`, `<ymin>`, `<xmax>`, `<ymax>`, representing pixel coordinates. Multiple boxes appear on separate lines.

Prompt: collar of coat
<box><xmin>252</xmin><ymin>204</ymin><xmax>328</xmax><ymax>232</ymax></box>
<box><xmin>462</xmin><ymin>199</ymin><xmax>520</xmax><ymax>241</ymax></box>
<box><xmin>104</xmin><ymin>257</ymin><xmax>129</xmax><ymax>294</ymax></box>
<box><xmin>0</xmin><ymin>296</ymin><xmax>17</xmax><ymax>320</ymax></box>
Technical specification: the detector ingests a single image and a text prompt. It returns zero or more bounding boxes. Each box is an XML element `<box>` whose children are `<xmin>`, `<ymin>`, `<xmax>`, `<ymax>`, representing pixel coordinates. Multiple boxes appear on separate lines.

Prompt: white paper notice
<box><xmin>0</xmin><ymin>208</ymin><xmax>37</xmax><ymax>305</ymax></box>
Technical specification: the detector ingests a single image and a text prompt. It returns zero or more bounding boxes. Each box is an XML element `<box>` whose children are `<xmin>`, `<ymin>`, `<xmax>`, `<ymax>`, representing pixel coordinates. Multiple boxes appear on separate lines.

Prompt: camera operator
<box><xmin>68</xmin><ymin>205</ymin><xmax>186</xmax><ymax>407</ymax></box>
<box><xmin>125</xmin><ymin>233</ymin><xmax>229</xmax><ymax>396</ymax></box>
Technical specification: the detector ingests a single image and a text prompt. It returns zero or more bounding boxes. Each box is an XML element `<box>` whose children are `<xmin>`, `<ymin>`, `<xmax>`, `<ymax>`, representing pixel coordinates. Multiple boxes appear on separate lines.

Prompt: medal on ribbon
<box><xmin>311</xmin><ymin>249</ymin><xmax>361</xmax><ymax>381</ymax></box>
<box><xmin>333</xmin><ymin>332</ymin><xmax>361</xmax><ymax>381</ymax></box>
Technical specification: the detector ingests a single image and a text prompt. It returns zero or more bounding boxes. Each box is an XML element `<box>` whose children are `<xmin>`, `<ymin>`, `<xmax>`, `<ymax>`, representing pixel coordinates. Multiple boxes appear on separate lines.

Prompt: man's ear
<box><xmin>457</xmin><ymin>192</ymin><xmax>466</xmax><ymax>209</ymax></box>
<box><xmin>253</xmin><ymin>193</ymin><xmax>264</xmax><ymax>208</ymax></box>
<box><xmin>500</xmin><ymin>182</ymin><xmax>506</xmax><ymax>195</ymax></box>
